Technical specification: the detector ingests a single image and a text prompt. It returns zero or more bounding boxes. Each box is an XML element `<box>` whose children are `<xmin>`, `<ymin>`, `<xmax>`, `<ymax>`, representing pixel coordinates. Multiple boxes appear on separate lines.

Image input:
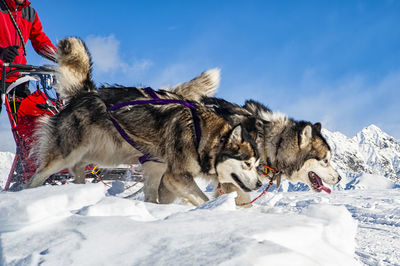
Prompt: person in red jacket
<box><xmin>0</xmin><ymin>0</ymin><xmax>56</xmax><ymax>81</ymax></box>
<box><xmin>0</xmin><ymin>0</ymin><xmax>57</xmax><ymax>189</ymax></box>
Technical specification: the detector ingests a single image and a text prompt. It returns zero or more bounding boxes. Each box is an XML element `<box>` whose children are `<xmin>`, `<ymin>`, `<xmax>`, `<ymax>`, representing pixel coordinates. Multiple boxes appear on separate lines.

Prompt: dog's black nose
<box><xmin>256</xmin><ymin>180</ymin><xmax>262</xmax><ymax>189</ymax></box>
<box><xmin>337</xmin><ymin>175</ymin><xmax>342</xmax><ymax>182</ymax></box>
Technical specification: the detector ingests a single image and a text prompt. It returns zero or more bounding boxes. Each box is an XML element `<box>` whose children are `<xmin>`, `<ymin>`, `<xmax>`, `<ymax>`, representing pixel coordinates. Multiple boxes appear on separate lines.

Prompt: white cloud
<box><xmin>281</xmin><ymin>70</ymin><xmax>400</xmax><ymax>139</ymax></box>
<box><xmin>85</xmin><ymin>35</ymin><xmax>121</xmax><ymax>73</ymax></box>
<box><xmin>131</xmin><ymin>59</ymin><xmax>154</xmax><ymax>72</ymax></box>
<box><xmin>85</xmin><ymin>35</ymin><xmax>153</xmax><ymax>78</ymax></box>
<box><xmin>222</xmin><ymin>68</ymin><xmax>400</xmax><ymax>140</ymax></box>
<box><xmin>151</xmin><ymin>63</ymin><xmax>195</xmax><ymax>89</ymax></box>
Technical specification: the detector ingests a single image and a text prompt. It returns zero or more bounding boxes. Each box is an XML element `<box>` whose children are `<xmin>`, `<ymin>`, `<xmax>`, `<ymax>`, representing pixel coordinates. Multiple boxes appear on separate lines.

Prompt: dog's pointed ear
<box><xmin>300</xmin><ymin>125</ymin><xmax>312</xmax><ymax>149</ymax></box>
<box><xmin>228</xmin><ymin>125</ymin><xmax>243</xmax><ymax>144</ymax></box>
<box><xmin>239</xmin><ymin>117</ymin><xmax>263</xmax><ymax>141</ymax></box>
<box><xmin>313</xmin><ymin>122</ymin><xmax>322</xmax><ymax>133</ymax></box>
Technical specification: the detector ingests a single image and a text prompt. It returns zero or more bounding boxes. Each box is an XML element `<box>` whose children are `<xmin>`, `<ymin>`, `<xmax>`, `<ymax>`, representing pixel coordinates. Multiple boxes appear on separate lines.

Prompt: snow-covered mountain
<box><xmin>322</xmin><ymin>124</ymin><xmax>400</xmax><ymax>189</ymax></box>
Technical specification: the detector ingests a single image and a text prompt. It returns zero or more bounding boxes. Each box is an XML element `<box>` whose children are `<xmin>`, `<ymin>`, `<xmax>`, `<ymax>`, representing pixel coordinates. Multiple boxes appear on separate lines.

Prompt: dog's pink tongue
<box><xmin>319</xmin><ymin>185</ymin><xmax>331</xmax><ymax>194</ymax></box>
<box><xmin>314</xmin><ymin>175</ymin><xmax>332</xmax><ymax>194</ymax></box>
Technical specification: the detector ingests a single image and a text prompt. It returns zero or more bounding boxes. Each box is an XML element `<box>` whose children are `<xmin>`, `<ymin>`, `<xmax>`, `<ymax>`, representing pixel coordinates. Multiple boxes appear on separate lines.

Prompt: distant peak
<box><xmin>355</xmin><ymin>124</ymin><xmax>400</xmax><ymax>147</ymax></box>
<box><xmin>359</xmin><ymin>124</ymin><xmax>385</xmax><ymax>137</ymax></box>
<box><xmin>363</xmin><ymin>124</ymin><xmax>382</xmax><ymax>132</ymax></box>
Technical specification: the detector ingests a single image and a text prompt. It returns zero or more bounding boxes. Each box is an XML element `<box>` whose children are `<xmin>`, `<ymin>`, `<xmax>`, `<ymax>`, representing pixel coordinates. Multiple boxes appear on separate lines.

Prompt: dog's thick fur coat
<box><xmin>143</xmin><ymin>81</ymin><xmax>341</xmax><ymax>204</ymax></box>
<box><xmin>154</xmin><ymin>79</ymin><xmax>342</xmax><ymax>203</ymax></box>
<box><xmin>27</xmin><ymin>37</ymin><xmax>262</xmax><ymax>206</ymax></box>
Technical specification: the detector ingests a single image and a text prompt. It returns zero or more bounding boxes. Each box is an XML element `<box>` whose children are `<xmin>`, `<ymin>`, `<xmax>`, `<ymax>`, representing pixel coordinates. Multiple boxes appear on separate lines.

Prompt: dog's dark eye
<box><xmin>245</xmin><ymin>162</ymin><xmax>251</xmax><ymax>167</ymax></box>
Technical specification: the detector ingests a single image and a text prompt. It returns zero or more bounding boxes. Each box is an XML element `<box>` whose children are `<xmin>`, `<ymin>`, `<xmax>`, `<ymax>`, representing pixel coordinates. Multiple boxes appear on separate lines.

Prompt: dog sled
<box><xmin>1</xmin><ymin>63</ymin><xmax>143</xmax><ymax>191</ymax></box>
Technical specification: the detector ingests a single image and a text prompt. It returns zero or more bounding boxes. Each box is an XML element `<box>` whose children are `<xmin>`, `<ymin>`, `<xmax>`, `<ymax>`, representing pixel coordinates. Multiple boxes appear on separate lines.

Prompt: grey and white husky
<box><xmin>27</xmin><ymin>37</ymin><xmax>263</xmax><ymax>206</ymax></box>
<box><xmin>144</xmin><ymin>73</ymin><xmax>342</xmax><ymax>204</ymax></box>
<box><xmin>243</xmin><ymin>101</ymin><xmax>341</xmax><ymax>193</ymax></box>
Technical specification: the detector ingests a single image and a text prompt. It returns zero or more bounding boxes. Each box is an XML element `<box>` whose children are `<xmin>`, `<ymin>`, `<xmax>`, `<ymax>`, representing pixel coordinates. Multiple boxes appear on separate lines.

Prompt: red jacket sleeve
<box><xmin>29</xmin><ymin>13</ymin><xmax>57</xmax><ymax>62</ymax></box>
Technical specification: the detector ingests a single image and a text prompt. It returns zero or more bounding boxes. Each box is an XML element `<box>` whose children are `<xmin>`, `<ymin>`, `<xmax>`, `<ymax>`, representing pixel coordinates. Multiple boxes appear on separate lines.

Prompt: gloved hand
<box><xmin>0</xmin><ymin>46</ymin><xmax>20</xmax><ymax>63</ymax></box>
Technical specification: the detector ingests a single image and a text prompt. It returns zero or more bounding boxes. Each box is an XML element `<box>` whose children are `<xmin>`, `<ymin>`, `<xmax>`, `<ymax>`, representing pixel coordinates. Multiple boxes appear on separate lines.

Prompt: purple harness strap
<box><xmin>107</xmin><ymin>87</ymin><xmax>202</xmax><ymax>164</ymax></box>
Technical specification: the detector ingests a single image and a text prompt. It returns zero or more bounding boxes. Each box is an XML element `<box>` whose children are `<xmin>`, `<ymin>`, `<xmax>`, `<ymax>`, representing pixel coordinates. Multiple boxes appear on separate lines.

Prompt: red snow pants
<box><xmin>13</xmin><ymin>90</ymin><xmax>55</xmax><ymax>183</ymax></box>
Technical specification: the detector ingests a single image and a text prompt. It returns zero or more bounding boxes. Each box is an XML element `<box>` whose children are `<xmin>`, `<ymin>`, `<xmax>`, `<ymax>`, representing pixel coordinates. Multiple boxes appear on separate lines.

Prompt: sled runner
<box><xmin>1</xmin><ymin>63</ymin><xmax>142</xmax><ymax>191</ymax></box>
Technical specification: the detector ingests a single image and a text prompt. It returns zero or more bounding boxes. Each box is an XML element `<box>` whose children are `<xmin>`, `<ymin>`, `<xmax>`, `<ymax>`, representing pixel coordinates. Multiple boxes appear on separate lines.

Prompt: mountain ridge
<box><xmin>322</xmin><ymin>124</ymin><xmax>400</xmax><ymax>189</ymax></box>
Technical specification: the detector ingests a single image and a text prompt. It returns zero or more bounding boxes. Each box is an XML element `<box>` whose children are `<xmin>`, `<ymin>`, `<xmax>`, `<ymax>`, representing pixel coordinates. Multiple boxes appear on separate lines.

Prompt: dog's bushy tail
<box><xmin>171</xmin><ymin>68</ymin><xmax>220</xmax><ymax>101</ymax></box>
<box><xmin>55</xmin><ymin>37</ymin><xmax>96</xmax><ymax>100</ymax></box>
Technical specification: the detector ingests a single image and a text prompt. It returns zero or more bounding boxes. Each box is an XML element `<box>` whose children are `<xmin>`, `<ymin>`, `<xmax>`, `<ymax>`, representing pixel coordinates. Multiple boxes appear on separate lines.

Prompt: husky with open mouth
<box><xmin>243</xmin><ymin>100</ymin><xmax>341</xmax><ymax>194</ymax></box>
<box><xmin>26</xmin><ymin>37</ymin><xmax>263</xmax><ymax>206</ymax></box>
<box><xmin>143</xmin><ymin>75</ymin><xmax>341</xmax><ymax>204</ymax></box>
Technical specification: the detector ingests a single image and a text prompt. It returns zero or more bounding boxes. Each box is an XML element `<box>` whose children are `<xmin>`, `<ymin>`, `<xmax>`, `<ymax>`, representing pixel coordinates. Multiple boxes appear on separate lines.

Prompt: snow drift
<box><xmin>0</xmin><ymin>184</ymin><xmax>359</xmax><ymax>265</ymax></box>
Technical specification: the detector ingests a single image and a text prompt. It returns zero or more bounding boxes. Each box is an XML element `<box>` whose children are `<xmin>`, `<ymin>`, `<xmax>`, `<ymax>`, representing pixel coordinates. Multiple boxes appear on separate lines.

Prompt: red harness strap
<box><xmin>217</xmin><ymin>179</ymin><xmax>275</xmax><ymax>206</ymax></box>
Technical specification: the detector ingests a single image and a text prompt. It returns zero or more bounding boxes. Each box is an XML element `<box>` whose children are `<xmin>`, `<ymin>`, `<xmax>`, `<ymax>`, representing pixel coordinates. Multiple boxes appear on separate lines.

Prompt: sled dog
<box><xmin>143</xmin><ymin>76</ymin><xmax>341</xmax><ymax>204</ymax></box>
<box><xmin>142</xmin><ymin>93</ymin><xmax>266</xmax><ymax>204</ymax></box>
<box><xmin>242</xmin><ymin>100</ymin><xmax>341</xmax><ymax>193</ymax></box>
<box><xmin>27</xmin><ymin>37</ymin><xmax>263</xmax><ymax>206</ymax></box>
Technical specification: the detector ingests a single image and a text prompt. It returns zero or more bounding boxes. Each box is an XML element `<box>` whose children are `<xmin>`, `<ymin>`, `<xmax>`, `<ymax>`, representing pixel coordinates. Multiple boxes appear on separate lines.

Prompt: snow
<box><xmin>0</xmin><ymin>184</ymin><xmax>106</xmax><ymax>232</ymax></box>
<box><xmin>76</xmin><ymin>196</ymin><xmax>155</xmax><ymax>221</ymax></box>
<box><xmin>346</xmin><ymin>173</ymin><xmax>399</xmax><ymax>190</ymax></box>
<box><xmin>1</xmin><ymin>179</ymin><xmax>399</xmax><ymax>265</ymax></box>
<box><xmin>1</xmin><ymin>123</ymin><xmax>400</xmax><ymax>266</ymax></box>
<box><xmin>1</xmin><ymin>183</ymin><xmax>360</xmax><ymax>266</ymax></box>
<box><xmin>0</xmin><ymin>151</ymin><xmax>14</xmax><ymax>189</ymax></box>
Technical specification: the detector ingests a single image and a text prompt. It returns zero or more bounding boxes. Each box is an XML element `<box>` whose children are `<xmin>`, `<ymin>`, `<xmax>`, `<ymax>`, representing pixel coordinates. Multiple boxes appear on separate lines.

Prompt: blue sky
<box><xmin>1</xmin><ymin>0</ymin><xmax>400</xmax><ymax>152</ymax></box>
